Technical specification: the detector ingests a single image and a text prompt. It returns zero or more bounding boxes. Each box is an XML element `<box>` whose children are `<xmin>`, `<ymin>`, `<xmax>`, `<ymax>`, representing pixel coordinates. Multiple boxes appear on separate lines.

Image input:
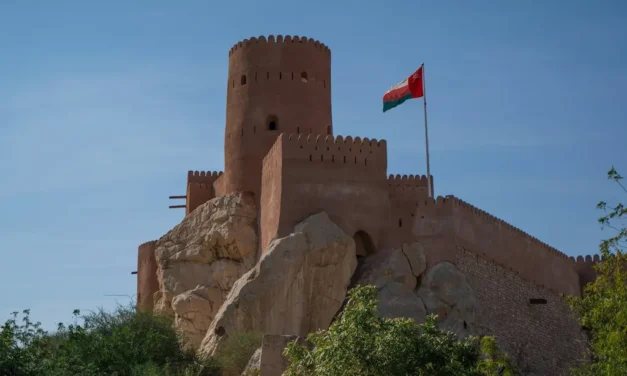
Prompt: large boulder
<box><xmin>355</xmin><ymin>242</ymin><xmax>427</xmax><ymax>321</ymax></box>
<box><xmin>152</xmin><ymin>193</ymin><xmax>258</xmax><ymax>349</ymax></box>
<box><xmin>198</xmin><ymin>212</ymin><xmax>357</xmax><ymax>357</ymax></box>
<box><xmin>355</xmin><ymin>242</ymin><xmax>478</xmax><ymax>338</ymax></box>
<box><xmin>415</xmin><ymin>261</ymin><xmax>480</xmax><ymax>338</ymax></box>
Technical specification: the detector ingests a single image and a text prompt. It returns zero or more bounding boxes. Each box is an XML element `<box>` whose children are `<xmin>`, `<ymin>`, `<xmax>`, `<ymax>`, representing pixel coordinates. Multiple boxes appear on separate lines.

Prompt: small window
<box><xmin>327</xmin><ymin>125</ymin><xmax>331</xmax><ymax>135</ymax></box>
<box><xmin>301</xmin><ymin>72</ymin><xmax>308</xmax><ymax>83</ymax></box>
<box><xmin>267</xmin><ymin>115</ymin><xmax>278</xmax><ymax>131</ymax></box>
<box><xmin>399</xmin><ymin>218</ymin><xmax>403</xmax><ymax>227</ymax></box>
<box><xmin>279</xmin><ymin>72</ymin><xmax>282</xmax><ymax>80</ymax></box>
<box><xmin>241</xmin><ymin>75</ymin><xmax>247</xmax><ymax>85</ymax></box>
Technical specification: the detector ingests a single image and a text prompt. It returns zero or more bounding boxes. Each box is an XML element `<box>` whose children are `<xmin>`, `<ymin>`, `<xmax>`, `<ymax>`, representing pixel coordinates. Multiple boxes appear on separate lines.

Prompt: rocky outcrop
<box><xmin>416</xmin><ymin>261</ymin><xmax>480</xmax><ymax>338</ymax></box>
<box><xmin>241</xmin><ymin>347</ymin><xmax>261</xmax><ymax>375</ymax></box>
<box><xmin>198</xmin><ymin>212</ymin><xmax>357</xmax><ymax>357</ymax></box>
<box><xmin>152</xmin><ymin>193</ymin><xmax>258</xmax><ymax>349</ymax></box>
<box><xmin>356</xmin><ymin>242</ymin><xmax>479</xmax><ymax>338</ymax></box>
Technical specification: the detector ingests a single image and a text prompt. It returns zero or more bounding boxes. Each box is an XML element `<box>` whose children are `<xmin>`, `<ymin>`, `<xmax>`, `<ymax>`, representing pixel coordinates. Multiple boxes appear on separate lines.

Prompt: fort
<box><xmin>135</xmin><ymin>35</ymin><xmax>601</xmax><ymax>374</ymax></box>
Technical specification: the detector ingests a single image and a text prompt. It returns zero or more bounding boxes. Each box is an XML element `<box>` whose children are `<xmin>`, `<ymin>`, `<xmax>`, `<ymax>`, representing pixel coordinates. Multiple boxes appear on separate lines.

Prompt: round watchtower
<box><xmin>223</xmin><ymin>35</ymin><xmax>333</xmax><ymax>197</ymax></box>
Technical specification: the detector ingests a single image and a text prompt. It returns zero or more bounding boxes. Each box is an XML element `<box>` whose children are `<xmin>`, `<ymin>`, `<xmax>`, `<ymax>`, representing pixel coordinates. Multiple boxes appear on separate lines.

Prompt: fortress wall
<box><xmin>186</xmin><ymin>171</ymin><xmax>223</xmax><ymax>215</ymax></box>
<box><xmin>456</xmin><ymin>247</ymin><xmax>586</xmax><ymax>375</ymax></box>
<box><xmin>265</xmin><ymin>133</ymin><xmax>391</xmax><ymax>250</ymax></box>
<box><xmin>213</xmin><ymin>173</ymin><xmax>227</xmax><ymax>197</ymax></box>
<box><xmin>222</xmin><ymin>128</ymin><xmax>297</xmax><ymax>199</ymax></box>
<box><xmin>570</xmin><ymin>254</ymin><xmax>600</xmax><ymax>291</ymax></box>
<box><xmin>412</xmin><ymin>196</ymin><xmax>581</xmax><ymax>296</ymax></box>
<box><xmin>385</xmin><ymin>174</ymin><xmax>433</xmax><ymax>247</ymax></box>
<box><xmin>260</xmin><ymin>137</ymin><xmax>284</xmax><ymax>251</ymax></box>
<box><xmin>137</xmin><ymin>240</ymin><xmax>159</xmax><ymax>312</ymax></box>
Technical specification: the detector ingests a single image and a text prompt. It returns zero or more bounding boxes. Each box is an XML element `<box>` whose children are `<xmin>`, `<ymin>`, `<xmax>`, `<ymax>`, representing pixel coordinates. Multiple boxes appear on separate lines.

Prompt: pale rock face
<box><xmin>356</xmin><ymin>242</ymin><xmax>478</xmax><ymax>338</ymax></box>
<box><xmin>415</xmin><ymin>261</ymin><xmax>479</xmax><ymax>338</ymax></box>
<box><xmin>401</xmin><ymin>242</ymin><xmax>427</xmax><ymax>277</ymax></box>
<box><xmin>357</xmin><ymin>248</ymin><xmax>417</xmax><ymax>291</ymax></box>
<box><xmin>241</xmin><ymin>347</ymin><xmax>261</xmax><ymax>375</ymax></box>
<box><xmin>377</xmin><ymin>282</ymin><xmax>427</xmax><ymax>323</ymax></box>
<box><xmin>152</xmin><ymin>193</ymin><xmax>258</xmax><ymax>349</ymax></box>
<box><xmin>355</xmin><ymin>242</ymin><xmax>425</xmax><ymax>321</ymax></box>
<box><xmin>198</xmin><ymin>212</ymin><xmax>357</xmax><ymax>357</ymax></box>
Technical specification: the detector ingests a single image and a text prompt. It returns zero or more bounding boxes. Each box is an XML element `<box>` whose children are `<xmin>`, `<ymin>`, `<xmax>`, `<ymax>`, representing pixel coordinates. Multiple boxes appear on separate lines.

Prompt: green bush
<box><xmin>283</xmin><ymin>285</ymin><xmax>515</xmax><ymax>376</ymax></box>
<box><xmin>212</xmin><ymin>332</ymin><xmax>262</xmax><ymax>376</ymax></box>
<box><xmin>0</xmin><ymin>305</ymin><xmax>215</xmax><ymax>376</ymax></box>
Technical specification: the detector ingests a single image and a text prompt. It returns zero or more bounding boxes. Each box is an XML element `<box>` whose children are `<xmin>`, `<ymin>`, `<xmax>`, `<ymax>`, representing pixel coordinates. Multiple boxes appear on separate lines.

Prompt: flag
<box><xmin>382</xmin><ymin>66</ymin><xmax>424</xmax><ymax>112</ymax></box>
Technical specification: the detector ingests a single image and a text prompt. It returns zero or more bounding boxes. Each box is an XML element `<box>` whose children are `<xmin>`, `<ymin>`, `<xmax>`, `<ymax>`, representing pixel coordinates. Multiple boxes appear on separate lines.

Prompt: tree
<box><xmin>0</xmin><ymin>305</ymin><xmax>217</xmax><ymax>376</ymax></box>
<box><xmin>567</xmin><ymin>167</ymin><xmax>627</xmax><ymax>375</ymax></box>
<box><xmin>283</xmin><ymin>285</ymin><xmax>514</xmax><ymax>376</ymax></box>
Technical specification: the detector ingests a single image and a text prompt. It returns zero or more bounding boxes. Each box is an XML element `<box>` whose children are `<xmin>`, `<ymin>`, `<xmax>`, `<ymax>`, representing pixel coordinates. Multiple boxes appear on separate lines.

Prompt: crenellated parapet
<box><xmin>229</xmin><ymin>35</ymin><xmax>330</xmax><ymax>57</ymax></box>
<box><xmin>276</xmin><ymin>133</ymin><xmax>387</xmax><ymax>181</ymax></box>
<box><xmin>387</xmin><ymin>174</ymin><xmax>433</xmax><ymax>211</ymax></box>
<box><xmin>186</xmin><ymin>171</ymin><xmax>223</xmax><ymax>215</ymax></box>
<box><xmin>570</xmin><ymin>254</ymin><xmax>601</xmax><ymax>290</ymax></box>
<box><xmin>187</xmin><ymin>170</ymin><xmax>223</xmax><ymax>185</ymax></box>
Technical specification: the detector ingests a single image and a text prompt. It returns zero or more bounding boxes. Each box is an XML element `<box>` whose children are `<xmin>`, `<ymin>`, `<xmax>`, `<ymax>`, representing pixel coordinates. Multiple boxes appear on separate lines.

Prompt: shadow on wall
<box><xmin>349</xmin><ymin>231</ymin><xmax>377</xmax><ymax>299</ymax></box>
<box><xmin>354</xmin><ymin>230</ymin><xmax>376</xmax><ymax>258</ymax></box>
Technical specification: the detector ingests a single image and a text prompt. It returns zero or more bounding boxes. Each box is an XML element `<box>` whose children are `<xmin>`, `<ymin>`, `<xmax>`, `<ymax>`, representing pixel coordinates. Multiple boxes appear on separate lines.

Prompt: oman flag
<box><xmin>382</xmin><ymin>66</ymin><xmax>424</xmax><ymax>112</ymax></box>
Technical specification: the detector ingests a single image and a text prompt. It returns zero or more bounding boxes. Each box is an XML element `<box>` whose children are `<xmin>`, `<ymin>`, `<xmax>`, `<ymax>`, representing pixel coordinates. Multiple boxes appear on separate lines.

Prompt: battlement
<box><xmin>387</xmin><ymin>174</ymin><xmax>431</xmax><ymax>186</ymax></box>
<box><xmin>187</xmin><ymin>171</ymin><xmax>223</xmax><ymax>185</ymax></box>
<box><xmin>570</xmin><ymin>254</ymin><xmax>601</xmax><ymax>289</ymax></box>
<box><xmin>229</xmin><ymin>35</ymin><xmax>330</xmax><ymax>57</ymax></box>
<box><xmin>571</xmin><ymin>254</ymin><xmax>601</xmax><ymax>264</ymax></box>
<box><xmin>387</xmin><ymin>174</ymin><xmax>433</xmax><ymax>204</ymax></box>
<box><xmin>278</xmin><ymin>133</ymin><xmax>386</xmax><ymax>166</ymax></box>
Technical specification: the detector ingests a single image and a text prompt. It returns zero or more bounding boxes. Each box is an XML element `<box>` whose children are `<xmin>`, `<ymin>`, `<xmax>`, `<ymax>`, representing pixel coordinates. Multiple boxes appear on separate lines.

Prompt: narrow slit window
<box><xmin>267</xmin><ymin>115</ymin><xmax>278</xmax><ymax>131</ymax></box>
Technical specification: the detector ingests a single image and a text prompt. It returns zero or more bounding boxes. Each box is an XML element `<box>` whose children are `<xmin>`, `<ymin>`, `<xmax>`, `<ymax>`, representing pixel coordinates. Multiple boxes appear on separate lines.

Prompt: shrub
<box><xmin>283</xmin><ymin>285</ymin><xmax>515</xmax><ymax>376</ymax></box>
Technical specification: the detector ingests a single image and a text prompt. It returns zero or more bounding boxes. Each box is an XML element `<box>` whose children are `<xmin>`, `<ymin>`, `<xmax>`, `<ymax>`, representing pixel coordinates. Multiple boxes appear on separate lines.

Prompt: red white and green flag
<box><xmin>382</xmin><ymin>65</ymin><xmax>424</xmax><ymax>112</ymax></box>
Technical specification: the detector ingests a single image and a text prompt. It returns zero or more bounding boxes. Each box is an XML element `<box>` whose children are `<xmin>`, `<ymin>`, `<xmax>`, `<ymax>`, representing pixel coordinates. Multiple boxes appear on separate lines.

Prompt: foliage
<box><xmin>212</xmin><ymin>331</ymin><xmax>262</xmax><ymax>376</ymax></box>
<box><xmin>567</xmin><ymin>167</ymin><xmax>627</xmax><ymax>375</ymax></box>
<box><xmin>283</xmin><ymin>285</ymin><xmax>515</xmax><ymax>376</ymax></box>
<box><xmin>0</xmin><ymin>305</ymin><xmax>219</xmax><ymax>376</ymax></box>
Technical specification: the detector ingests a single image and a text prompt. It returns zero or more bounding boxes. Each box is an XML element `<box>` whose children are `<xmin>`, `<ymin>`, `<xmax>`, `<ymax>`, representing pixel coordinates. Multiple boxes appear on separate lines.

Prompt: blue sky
<box><xmin>1</xmin><ymin>1</ymin><xmax>625</xmax><ymax>330</ymax></box>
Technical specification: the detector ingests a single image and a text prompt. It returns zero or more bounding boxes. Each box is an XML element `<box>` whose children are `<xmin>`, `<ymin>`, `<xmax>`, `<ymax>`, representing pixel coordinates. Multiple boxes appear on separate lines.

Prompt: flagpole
<box><xmin>421</xmin><ymin>63</ymin><xmax>433</xmax><ymax>198</ymax></box>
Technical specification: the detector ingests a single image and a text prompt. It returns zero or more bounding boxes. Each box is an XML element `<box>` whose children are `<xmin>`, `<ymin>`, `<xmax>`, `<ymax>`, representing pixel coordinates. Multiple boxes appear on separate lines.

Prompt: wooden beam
<box><xmin>169</xmin><ymin>205</ymin><xmax>186</xmax><ymax>209</ymax></box>
<box><xmin>169</xmin><ymin>195</ymin><xmax>186</xmax><ymax>199</ymax></box>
